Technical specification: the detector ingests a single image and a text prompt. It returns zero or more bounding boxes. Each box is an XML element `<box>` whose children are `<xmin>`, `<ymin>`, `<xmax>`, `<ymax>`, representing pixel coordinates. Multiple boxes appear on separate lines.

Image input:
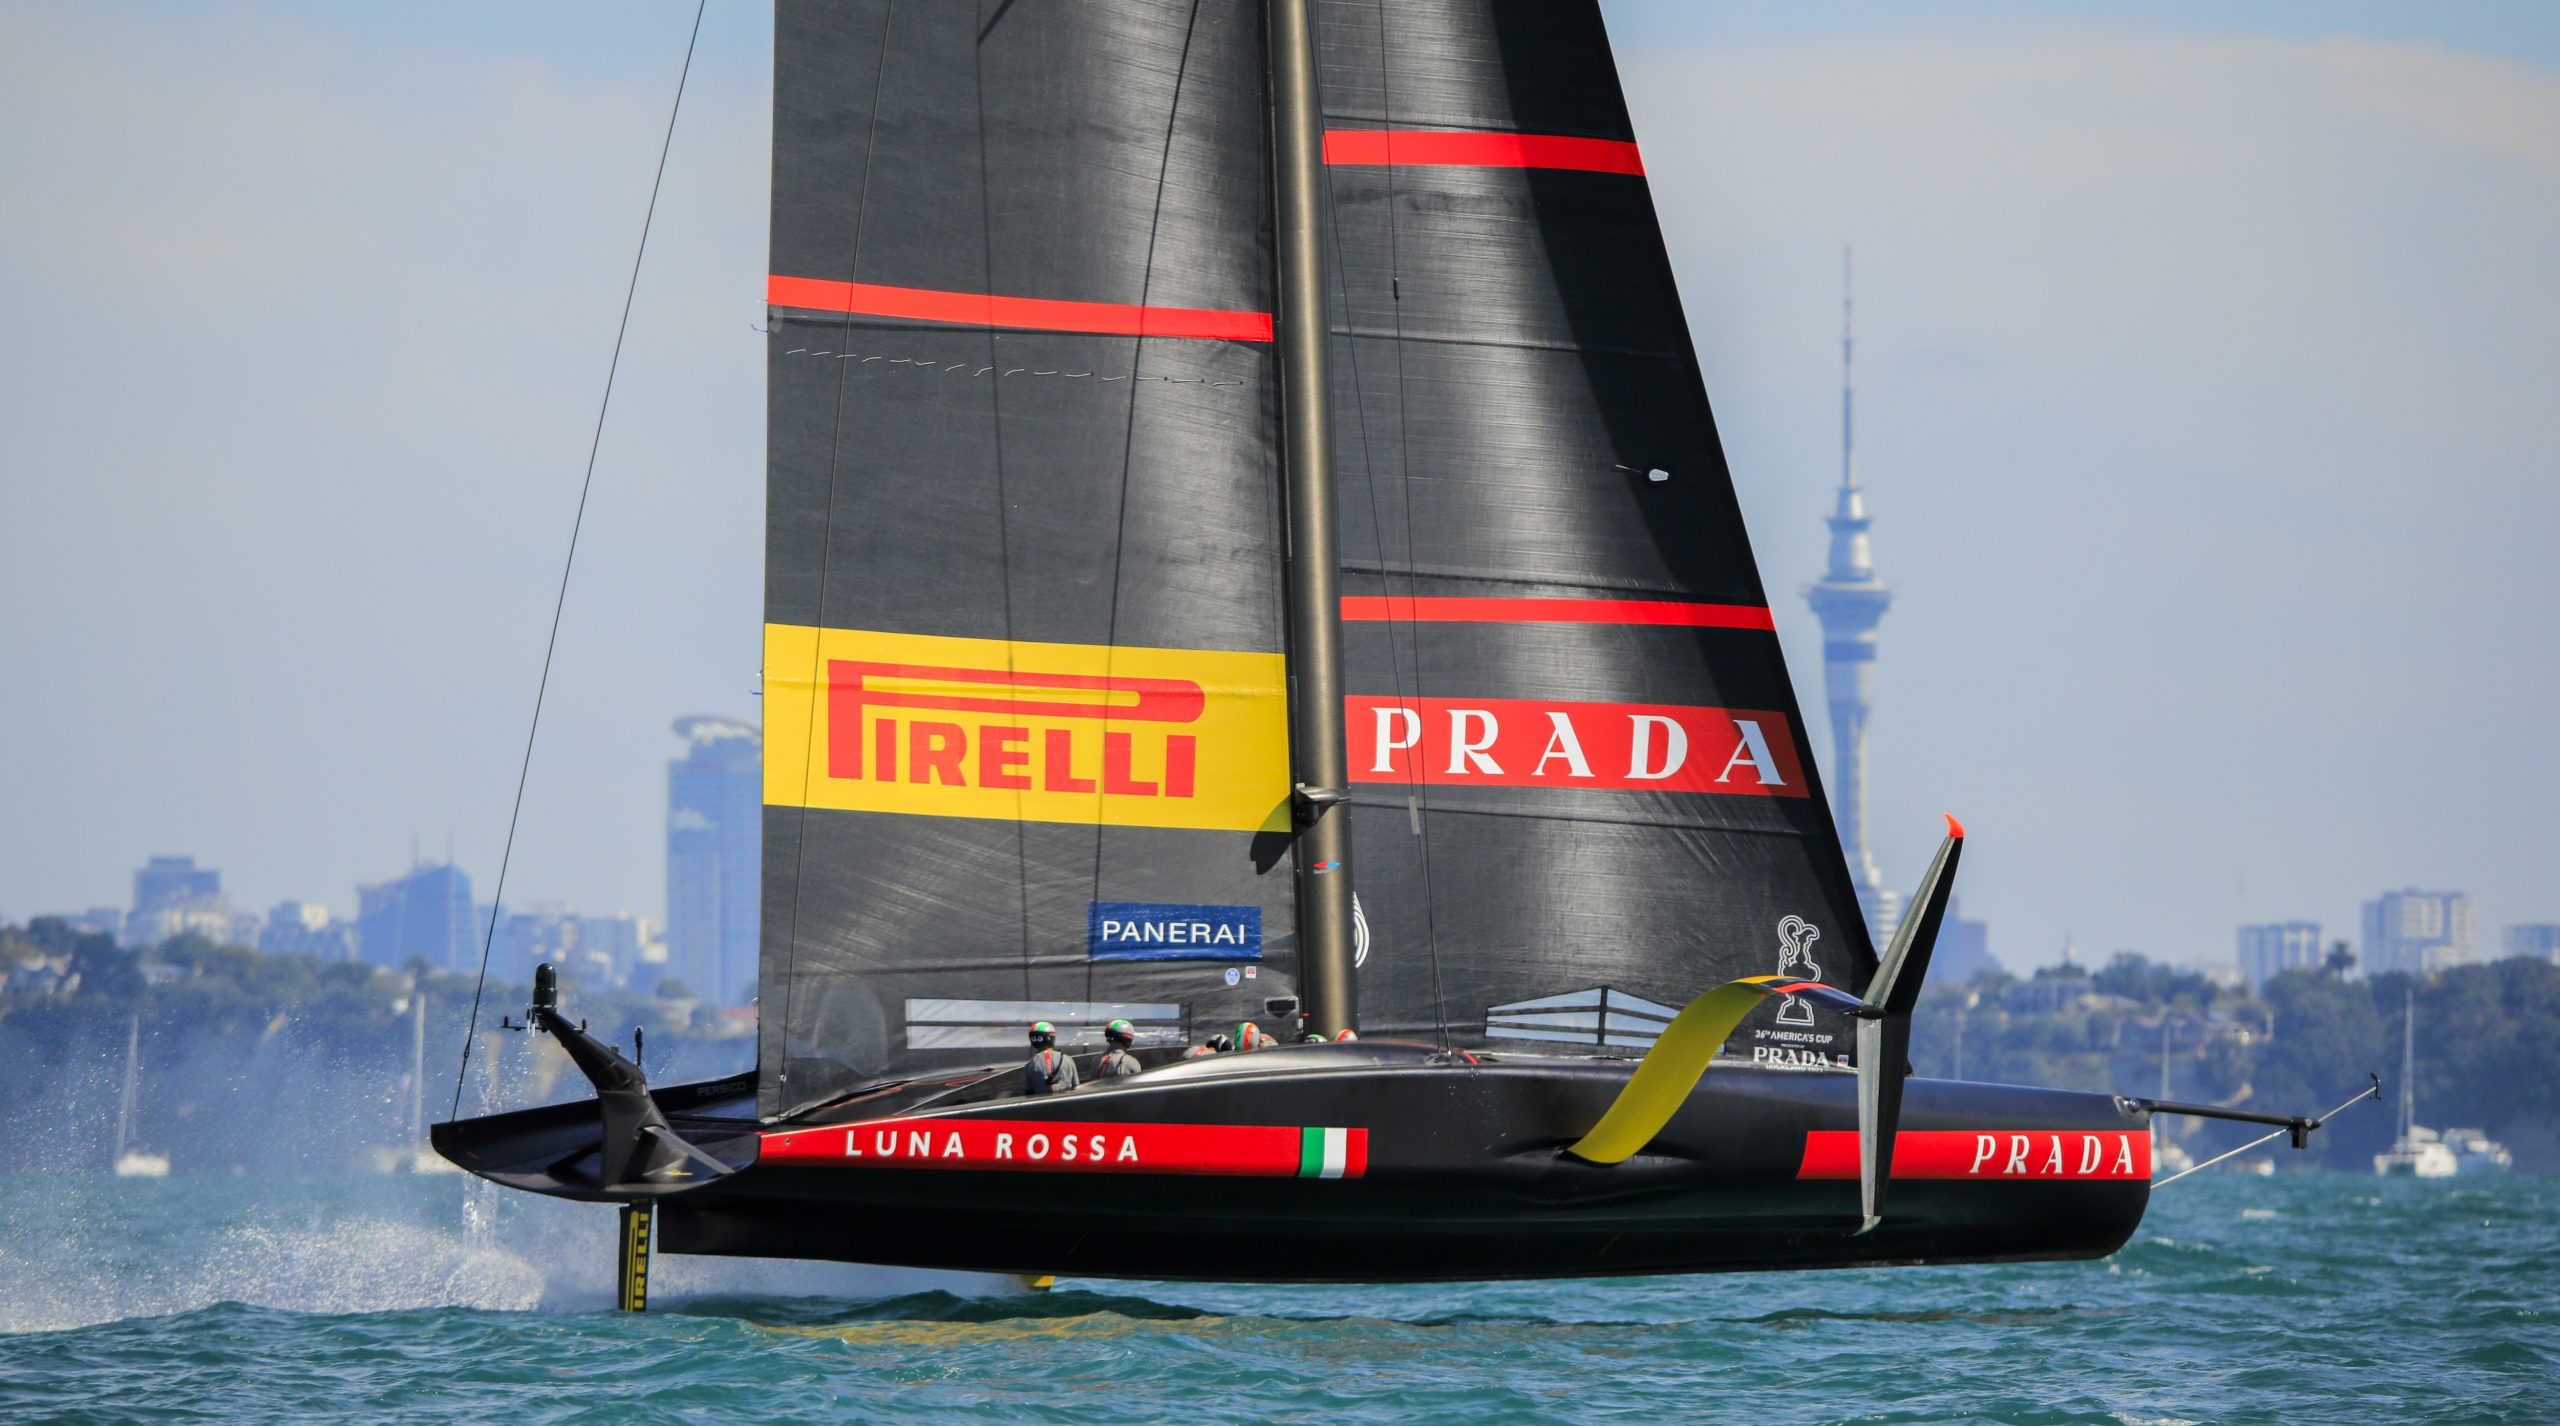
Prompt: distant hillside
<box><xmin>6</xmin><ymin>918</ymin><xmax>2554</xmax><ymax>1172</ymax></box>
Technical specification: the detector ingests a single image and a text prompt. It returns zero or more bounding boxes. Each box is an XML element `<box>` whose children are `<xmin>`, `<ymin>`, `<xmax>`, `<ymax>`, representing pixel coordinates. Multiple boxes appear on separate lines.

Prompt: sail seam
<box><xmin>1334</xmin><ymin>325</ymin><xmax>1677</xmax><ymax>359</ymax></box>
<box><xmin>767</xmin><ymin>275</ymin><xmax>1272</xmax><ymax>341</ymax></box>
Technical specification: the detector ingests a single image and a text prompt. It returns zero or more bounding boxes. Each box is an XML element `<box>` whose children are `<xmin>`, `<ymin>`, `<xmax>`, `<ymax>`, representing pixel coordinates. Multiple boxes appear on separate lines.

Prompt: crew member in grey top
<box><xmin>1098</xmin><ymin>1019</ymin><xmax>1145</xmax><ymax>1079</ymax></box>
<box><xmin>1024</xmin><ymin>1020</ymin><xmax>1079</xmax><ymax>1095</ymax></box>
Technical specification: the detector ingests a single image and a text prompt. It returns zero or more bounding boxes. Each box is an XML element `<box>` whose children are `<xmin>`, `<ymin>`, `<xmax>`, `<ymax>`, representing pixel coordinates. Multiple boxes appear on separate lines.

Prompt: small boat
<box><xmin>436</xmin><ymin>0</ymin><xmax>2346</xmax><ymax>1296</ymax></box>
<box><xmin>111</xmin><ymin>1014</ymin><xmax>170</xmax><ymax>1179</ymax></box>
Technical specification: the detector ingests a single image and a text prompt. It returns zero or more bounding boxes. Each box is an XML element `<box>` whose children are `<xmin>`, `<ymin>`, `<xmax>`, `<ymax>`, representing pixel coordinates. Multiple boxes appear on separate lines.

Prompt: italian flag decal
<box><xmin>1298</xmin><ymin>1126</ymin><xmax>1356</xmax><ymax>1179</ymax></box>
<box><xmin>762</xmin><ymin>1117</ymin><xmax>1369</xmax><ymax>1179</ymax></box>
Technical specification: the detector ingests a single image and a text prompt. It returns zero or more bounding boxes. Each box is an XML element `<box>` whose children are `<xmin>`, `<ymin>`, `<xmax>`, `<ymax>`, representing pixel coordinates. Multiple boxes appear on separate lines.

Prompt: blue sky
<box><xmin>2</xmin><ymin>2</ymin><xmax>2553</xmax><ymax>974</ymax></box>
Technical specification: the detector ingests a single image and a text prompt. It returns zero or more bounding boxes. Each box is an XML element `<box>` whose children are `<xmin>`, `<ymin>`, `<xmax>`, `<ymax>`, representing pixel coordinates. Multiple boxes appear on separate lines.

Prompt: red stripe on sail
<box><xmin>1339</xmin><ymin>596</ymin><xmax>1773</xmax><ymax>630</ymax></box>
<box><xmin>766</xmin><ymin>275</ymin><xmax>1273</xmax><ymax>342</ymax></box>
<box><xmin>1322</xmin><ymin>130</ymin><xmax>1646</xmax><ymax>176</ymax></box>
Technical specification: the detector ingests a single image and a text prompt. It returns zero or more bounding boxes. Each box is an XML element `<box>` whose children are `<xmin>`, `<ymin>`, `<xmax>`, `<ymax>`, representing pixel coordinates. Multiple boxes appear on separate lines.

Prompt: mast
<box><xmin>1268</xmin><ymin>0</ymin><xmax>1355</xmax><ymax>1035</ymax></box>
<box><xmin>115</xmin><ymin>1013</ymin><xmax>139</xmax><ymax>1159</ymax></box>
<box><xmin>2398</xmin><ymin>985</ymin><xmax>2416</xmax><ymax>1141</ymax></box>
<box><xmin>410</xmin><ymin>993</ymin><xmax>428</xmax><ymax>1147</ymax></box>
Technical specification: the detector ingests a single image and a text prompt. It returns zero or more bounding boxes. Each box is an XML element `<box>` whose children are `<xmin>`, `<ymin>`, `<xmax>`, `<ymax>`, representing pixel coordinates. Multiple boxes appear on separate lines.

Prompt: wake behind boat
<box><xmin>436</xmin><ymin>0</ymin><xmax>2350</xmax><ymax>1300</ymax></box>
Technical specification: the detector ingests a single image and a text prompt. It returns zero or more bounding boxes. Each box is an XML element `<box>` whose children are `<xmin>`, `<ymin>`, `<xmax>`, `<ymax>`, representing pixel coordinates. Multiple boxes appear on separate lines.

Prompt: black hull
<box><xmin>435</xmin><ymin>1043</ymin><xmax>2150</xmax><ymax>1283</ymax></box>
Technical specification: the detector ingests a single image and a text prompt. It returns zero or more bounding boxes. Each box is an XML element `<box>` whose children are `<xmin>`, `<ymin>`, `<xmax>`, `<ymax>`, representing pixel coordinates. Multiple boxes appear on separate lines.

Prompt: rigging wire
<box><xmin>451</xmin><ymin>0</ymin><xmax>709</xmax><ymax>1119</ymax></box>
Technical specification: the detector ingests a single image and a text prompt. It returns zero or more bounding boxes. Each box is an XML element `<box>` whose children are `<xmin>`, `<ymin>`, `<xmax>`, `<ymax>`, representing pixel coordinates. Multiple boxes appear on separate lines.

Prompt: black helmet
<box><xmin>1105</xmin><ymin>1018</ymin><xmax>1136</xmax><ymax>1047</ymax></box>
<box><xmin>1206</xmin><ymin>1033</ymin><xmax>1234</xmax><ymax>1053</ymax></box>
<box><xmin>1029</xmin><ymin>1020</ymin><xmax>1057</xmax><ymax>1048</ymax></box>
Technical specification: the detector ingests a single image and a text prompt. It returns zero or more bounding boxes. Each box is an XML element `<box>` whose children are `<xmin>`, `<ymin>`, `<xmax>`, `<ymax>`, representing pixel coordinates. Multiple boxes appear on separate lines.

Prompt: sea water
<box><xmin>1</xmin><ymin>1171</ymin><xmax>2551</xmax><ymax>1424</ymax></box>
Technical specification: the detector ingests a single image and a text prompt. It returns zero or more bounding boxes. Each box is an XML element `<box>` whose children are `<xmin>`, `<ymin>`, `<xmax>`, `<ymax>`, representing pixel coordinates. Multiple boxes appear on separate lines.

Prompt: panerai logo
<box><xmin>1345</xmin><ymin>696</ymin><xmax>1807</xmax><ymax>798</ymax></box>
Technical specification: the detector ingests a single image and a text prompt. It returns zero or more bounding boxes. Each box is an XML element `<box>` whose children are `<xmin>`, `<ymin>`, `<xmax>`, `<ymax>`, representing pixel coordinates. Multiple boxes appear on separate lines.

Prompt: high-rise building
<box><xmin>1802</xmin><ymin>252</ymin><xmax>1900</xmax><ymax>946</ymax></box>
<box><xmin>2360</xmin><ymin>889</ymin><xmax>2474</xmax><ymax>978</ymax></box>
<box><xmin>124</xmin><ymin>855</ymin><xmax>232</xmax><ymax>947</ymax></box>
<box><xmin>356</xmin><ymin>862</ymin><xmax>475</xmax><ymax>973</ymax></box>
<box><xmin>1933</xmin><ymin>897</ymin><xmax>1996</xmax><ymax>985</ymax></box>
<box><xmin>133</xmin><ymin>856</ymin><xmax>220</xmax><ymax>913</ymax></box>
<box><xmin>667</xmin><ymin>717</ymin><xmax>761</xmax><ymax>1002</ymax></box>
<box><xmin>258</xmin><ymin>900</ymin><xmax>356</xmax><ymax>961</ymax></box>
<box><xmin>578</xmin><ymin>913</ymin><xmax>667</xmax><ymax>988</ymax></box>
<box><xmin>2505</xmin><ymin>924</ymin><xmax>2560</xmax><ymax>965</ymax></box>
<box><xmin>2237</xmin><ymin>921</ymin><xmax>2323</xmax><ymax>988</ymax></box>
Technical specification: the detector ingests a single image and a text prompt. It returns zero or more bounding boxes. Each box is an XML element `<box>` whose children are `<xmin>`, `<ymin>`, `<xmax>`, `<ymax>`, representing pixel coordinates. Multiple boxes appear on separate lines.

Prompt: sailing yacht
<box><xmin>438</xmin><ymin>1</ymin><xmax>2344</xmax><ymax>1290</ymax></box>
<box><xmin>2374</xmin><ymin>988</ymin><xmax>2507</xmax><ymax>1177</ymax></box>
<box><xmin>111</xmin><ymin>1014</ymin><xmax>170</xmax><ymax>1178</ymax></box>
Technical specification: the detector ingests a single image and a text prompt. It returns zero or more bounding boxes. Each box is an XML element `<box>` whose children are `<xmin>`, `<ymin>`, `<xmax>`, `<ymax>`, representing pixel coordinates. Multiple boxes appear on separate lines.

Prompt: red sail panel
<box><xmin>766</xmin><ymin>275</ymin><xmax>1273</xmax><ymax>341</ymax></box>
<box><xmin>1323</xmin><ymin>128</ymin><xmax>1644</xmax><ymax>175</ymax></box>
<box><xmin>1340</xmin><ymin>595</ymin><xmax>1773</xmax><ymax>629</ymax></box>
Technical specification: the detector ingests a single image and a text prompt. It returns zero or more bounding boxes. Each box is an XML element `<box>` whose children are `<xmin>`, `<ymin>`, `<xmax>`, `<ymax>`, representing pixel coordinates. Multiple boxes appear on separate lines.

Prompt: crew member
<box><xmin>1098</xmin><ymin>1019</ymin><xmax>1145</xmax><ymax>1079</ymax></box>
<box><xmin>1024</xmin><ymin>1020</ymin><xmax>1079</xmax><ymax>1095</ymax></box>
<box><xmin>1184</xmin><ymin>1033</ymin><xmax>1234</xmax><ymax>1060</ymax></box>
<box><xmin>1334</xmin><ymin>1029</ymin><xmax>1359</xmax><ymax>1042</ymax></box>
<box><xmin>1237</xmin><ymin>1022</ymin><xmax>1269</xmax><ymax>1051</ymax></box>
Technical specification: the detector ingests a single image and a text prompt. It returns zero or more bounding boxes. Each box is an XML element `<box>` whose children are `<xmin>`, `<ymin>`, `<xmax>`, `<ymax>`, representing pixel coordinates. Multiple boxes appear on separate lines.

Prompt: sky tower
<box><xmin>1804</xmin><ymin>250</ymin><xmax>1901</xmax><ymax>946</ymax></box>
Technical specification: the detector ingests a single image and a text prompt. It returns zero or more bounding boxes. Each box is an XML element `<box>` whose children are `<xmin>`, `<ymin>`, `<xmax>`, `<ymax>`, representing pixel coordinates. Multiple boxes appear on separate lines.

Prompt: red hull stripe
<box><xmin>766</xmin><ymin>275</ymin><xmax>1273</xmax><ymax>342</ymax></box>
<box><xmin>1796</xmin><ymin>1129</ymin><xmax>2152</xmax><ymax>1181</ymax></box>
<box><xmin>1339</xmin><ymin>596</ymin><xmax>1774</xmax><ymax>630</ymax></box>
<box><xmin>1322</xmin><ymin>129</ymin><xmax>1646</xmax><ymax>176</ymax></box>
<box><xmin>760</xmin><ymin>1117</ymin><xmax>1368</xmax><ymax>1179</ymax></box>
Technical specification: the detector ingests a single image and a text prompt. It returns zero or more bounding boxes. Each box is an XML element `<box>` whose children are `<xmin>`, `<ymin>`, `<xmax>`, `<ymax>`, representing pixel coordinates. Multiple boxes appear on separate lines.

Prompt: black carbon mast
<box><xmin>1270</xmin><ymin>0</ymin><xmax>1358</xmax><ymax>1037</ymax></box>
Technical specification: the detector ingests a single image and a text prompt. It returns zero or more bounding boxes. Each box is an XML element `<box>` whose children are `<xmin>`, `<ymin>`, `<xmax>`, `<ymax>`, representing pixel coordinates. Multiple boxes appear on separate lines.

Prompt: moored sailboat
<box><xmin>437</xmin><ymin>0</ymin><xmax>2348</xmax><ymax>1292</ymax></box>
<box><xmin>2374</xmin><ymin>987</ymin><xmax>2508</xmax><ymax>1177</ymax></box>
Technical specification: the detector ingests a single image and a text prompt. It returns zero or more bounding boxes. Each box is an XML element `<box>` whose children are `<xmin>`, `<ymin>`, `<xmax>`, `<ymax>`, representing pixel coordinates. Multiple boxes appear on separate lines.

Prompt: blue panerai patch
<box><xmin>1088</xmin><ymin>902</ymin><xmax>1262</xmax><ymax>962</ymax></box>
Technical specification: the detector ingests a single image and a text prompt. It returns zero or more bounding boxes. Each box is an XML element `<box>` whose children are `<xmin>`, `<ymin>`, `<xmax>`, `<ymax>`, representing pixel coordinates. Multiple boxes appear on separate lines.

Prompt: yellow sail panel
<box><xmin>763</xmin><ymin>624</ymin><xmax>1290</xmax><ymax>833</ymax></box>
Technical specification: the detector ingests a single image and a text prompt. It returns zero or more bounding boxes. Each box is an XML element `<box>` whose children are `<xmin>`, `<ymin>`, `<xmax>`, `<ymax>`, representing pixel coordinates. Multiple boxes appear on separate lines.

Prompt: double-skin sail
<box><xmin>759</xmin><ymin>0</ymin><xmax>1875</xmax><ymax>1119</ymax></box>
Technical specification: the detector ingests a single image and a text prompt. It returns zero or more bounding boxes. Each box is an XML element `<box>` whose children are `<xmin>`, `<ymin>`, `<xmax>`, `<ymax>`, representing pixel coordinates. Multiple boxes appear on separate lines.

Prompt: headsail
<box><xmin>759</xmin><ymin>1</ymin><xmax>1294</xmax><ymax>1116</ymax></box>
<box><xmin>1315</xmin><ymin>1</ymin><xmax>1878</xmax><ymax>1064</ymax></box>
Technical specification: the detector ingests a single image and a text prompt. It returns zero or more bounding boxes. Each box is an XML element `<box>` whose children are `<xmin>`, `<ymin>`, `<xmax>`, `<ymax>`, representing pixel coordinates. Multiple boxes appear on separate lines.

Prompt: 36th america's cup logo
<box><xmin>1774</xmin><ymin>915</ymin><xmax>1823</xmax><ymax>1025</ymax></box>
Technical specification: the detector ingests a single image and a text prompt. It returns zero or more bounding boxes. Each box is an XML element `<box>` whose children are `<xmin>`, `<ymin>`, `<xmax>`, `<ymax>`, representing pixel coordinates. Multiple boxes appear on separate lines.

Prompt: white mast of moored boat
<box><xmin>112</xmin><ymin>1013</ymin><xmax>171</xmax><ymax>1178</ymax></box>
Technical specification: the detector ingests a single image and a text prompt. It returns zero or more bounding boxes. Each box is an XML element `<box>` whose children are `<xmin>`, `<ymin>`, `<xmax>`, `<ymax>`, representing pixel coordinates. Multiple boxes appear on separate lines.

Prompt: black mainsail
<box><xmin>760</xmin><ymin>1</ymin><xmax>1298</xmax><ymax>1115</ymax></box>
<box><xmin>444</xmin><ymin>0</ymin><xmax>2328</xmax><ymax>1290</ymax></box>
<box><xmin>1316</xmin><ymin>3</ymin><xmax>1876</xmax><ymax>1059</ymax></box>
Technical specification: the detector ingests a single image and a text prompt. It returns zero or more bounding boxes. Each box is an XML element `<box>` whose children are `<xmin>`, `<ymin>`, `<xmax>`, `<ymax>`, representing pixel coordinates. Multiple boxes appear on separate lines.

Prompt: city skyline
<box><xmin>3</xmin><ymin>3</ymin><xmax>2554</xmax><ymax>971</ymax></box>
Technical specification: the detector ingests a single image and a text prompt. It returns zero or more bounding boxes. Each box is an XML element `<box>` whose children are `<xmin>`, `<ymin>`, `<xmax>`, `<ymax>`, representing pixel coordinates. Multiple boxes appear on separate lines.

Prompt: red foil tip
<box><xmin>1945</xmin><ymin>812</ymin><xmax>1966</xmax><ymax>839</ymax></box>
